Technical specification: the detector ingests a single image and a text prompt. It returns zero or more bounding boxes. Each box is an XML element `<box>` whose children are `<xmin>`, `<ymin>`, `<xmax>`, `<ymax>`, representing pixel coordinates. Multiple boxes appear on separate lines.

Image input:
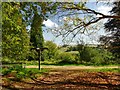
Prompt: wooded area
<box><xmin>1</xmin><ymin>1</ymin><xmax>120</xmax><ymax>89</ymax></box>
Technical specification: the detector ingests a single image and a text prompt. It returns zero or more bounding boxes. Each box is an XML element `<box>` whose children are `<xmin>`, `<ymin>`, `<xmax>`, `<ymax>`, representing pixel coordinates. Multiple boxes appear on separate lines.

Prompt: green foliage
<box><xmin>28</xmin><ymin>48</ymin><xmax>38</xmax><ymax>60</ymax></box>
<box><xmin>2</xmin><ymin>2</ymin><xmax>30</xmax><ymax>60</ymax></box>
<box><xmin>2</xmin><ymin>65</ymin><xmax>48</xmax><ymax>80</ymax></box>
<box><xmin>88</xmin><ymin>48</ymin><xmax>113</xmax><ymax>65</ymax></box>
<box><xmin>2</xmin><ymin>2</ymin><xmax>59</xmax><ymax>61</ymax></box>
<box><xmin>30</xmin><ymin>13</ymin><xmax>44</xmax><ymax>49</ymax></box>
<box><xmin>21</xmin><ymin>2</ymin><xmax>59</xmax><ymax>26</ymax></box>
<box><xmin>41</xmin><ymin>43</ymin><xmax>115</xmax><ymax>65</ymax></box>
<box><xmin>100</xmin><ymin>1</ymin><xmax>120</xmax><ymax>60</ymax></box>
<box><xmin>66</xmin><ymin>46</ymin><xmax>78</xmax><ymax>52</ymax></box>
<box><xmin>85</xmin><ymin>68</ymin><xmax>120</xmax><ymax>73</ymax></box>
<box><xmin>26</xmin><ymin>60</ymin><xmax>38</xmax><ymax>65</ymax></box>
<box><xmin>77</xmin><ymin>44</ymin><xmax>114</xmax><ymax>65</ymax></box>
<box><xmin>2</xmin><ymin>68</ymin><xmax>12</xmax><ymax>75</ymax></box>
<box><xmin>21</xmin><ymin>2</ymin><xmax>59</xmax><ymax>48</ymax></box>
<box><xmin>77</xmin><ymin>45</ymin><xmax>90</xmax><ymax>63</ymax></box>
<box><xmin>43</xmin><ymin>41</ymin><xmax>58</xmax><ymax>60</ymax></box>
<box><xmin>41</xmin><ymin>59</ymin><xmax>58</xmax><ymax>65</ymax></box>
<box><xmin>57</xmin><ymin>52</ymin><xmax>76</xmax><ymax>64</ymax></box>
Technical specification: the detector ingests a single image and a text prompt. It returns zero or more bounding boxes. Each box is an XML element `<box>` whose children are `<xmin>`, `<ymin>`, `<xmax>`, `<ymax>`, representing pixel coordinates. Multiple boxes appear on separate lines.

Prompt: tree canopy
<box><xmin>48</xmin><ymin>2</ymin><xmax>120</xmax><ymax>42</ymax></box>
<box><xmin>2</xmin><ymin>2</ymin><xmax>30</xmax><ymax>60</ymax></box>
<box><xmin>100</xmin><ymin>1</ymin><xmax>120</xmax><ymax>59</ymax></box>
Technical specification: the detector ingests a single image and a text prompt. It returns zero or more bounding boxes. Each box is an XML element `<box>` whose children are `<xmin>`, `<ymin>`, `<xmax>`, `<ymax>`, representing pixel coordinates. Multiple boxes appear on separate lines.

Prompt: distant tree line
<box><xmin>41</xmin><ymin>42</ymin><xmax>116</xmax><ymax>65</ymax></box>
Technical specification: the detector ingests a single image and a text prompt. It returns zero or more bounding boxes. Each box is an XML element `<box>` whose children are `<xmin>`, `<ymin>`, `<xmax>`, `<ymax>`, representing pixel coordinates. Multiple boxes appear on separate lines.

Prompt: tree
<box><xmin>29</xmin><ymin>12</ymin><xmax>44</xmax><ymax>61</ymax></box>
<box><xmin>30</xmin><ymin>13</ymin><xmax>44</xmax><ymax>48</ymax></box>
<box><xmin>44</xmin><ymin>41</ymin><xmax>58</xmax><ymax>60</ymax></box>
<box><xmin>100</xmin><ymin>1</ymin><xmax>120</xmax><ymax>60</ymax></box>
<box><xmin>49</xmin><ymin>2</ymin><xmax>120</xmax><ymax>41</ymax></box>
<box><xmin>20</xmin><ymin>2</ymin><xmax>59</xmax><ymax>61</ymax></box>
<box><xmin>2</xmin><ymin>2</ymin><xmax>30</xmax><ymax>61</ymax></box>
<box><xmin>77</xmin><ymin>44</ymin><xmax>85</xmax><ymax>64</ymax></box>
<box><xmin>57</xmin><ymin>52</ymin><xmax>76</xmax><ymax>64</ymax></box>
<box><xmin>19</xmin><ymin>2</ymin><xmax>120</xmax><ymax>46</ymax></box>
<box><xmin>77</xmin><ymin>44</ymin><xmax>113</xmax><ymax>65</ymax></box>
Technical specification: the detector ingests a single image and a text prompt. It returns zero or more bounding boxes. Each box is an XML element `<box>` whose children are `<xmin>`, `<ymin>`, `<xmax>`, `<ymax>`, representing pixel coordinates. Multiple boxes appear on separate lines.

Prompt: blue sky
<box><xmin>43</xmin><ymin>2</ymin><xmax>112</xmax><ymax>45</ymax></box>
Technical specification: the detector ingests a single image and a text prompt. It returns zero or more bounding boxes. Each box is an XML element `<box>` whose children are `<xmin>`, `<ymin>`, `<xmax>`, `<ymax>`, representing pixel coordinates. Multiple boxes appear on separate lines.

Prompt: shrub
<box><xmin>57</xmin><ymin>52</ymin><xmax>76</xmax><ymax>64</ymax></box>
<box><xmin>2</xmin><ymin>64</ymin><xmax>48</xmax><ymax>81</ymax></box>
<box><xmin>90</xmin><ymin>49</ymin><xmax>114</xmax><ymax>65</ymax></box>
<box><xmin>77</xmin><ymin>46</ymin><xmax>114</xmax><ymax>65</ymax></box>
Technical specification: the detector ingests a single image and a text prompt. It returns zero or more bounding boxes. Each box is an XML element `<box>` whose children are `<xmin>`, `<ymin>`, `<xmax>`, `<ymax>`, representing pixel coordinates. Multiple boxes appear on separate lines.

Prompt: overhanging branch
<box><xmin>61</xmin><ymin>6</ymin><xmax>120</xmax><ymax>28</ymax></box>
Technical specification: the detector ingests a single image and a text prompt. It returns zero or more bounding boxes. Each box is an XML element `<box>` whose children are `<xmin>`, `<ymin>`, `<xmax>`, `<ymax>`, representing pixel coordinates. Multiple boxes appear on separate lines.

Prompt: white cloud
<box><xmin>43</xmin><ymin>19</ymin><xmax>58</xmax><ymax>28</ymax></box>
<box><xmin>97</xmin><ymin>5</ymin><xmax>112</xmax><ymax>22</ymax></box>
<box><xmin>97</xmin><ymin>5</ymin><xmax>112</xmax><ymax>15</ymax></box>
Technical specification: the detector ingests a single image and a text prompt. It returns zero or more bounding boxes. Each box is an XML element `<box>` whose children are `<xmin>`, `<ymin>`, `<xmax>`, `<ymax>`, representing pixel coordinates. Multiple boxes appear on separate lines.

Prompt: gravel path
<box><xmin>25</xmin><ymin>65</ymin><xmax>119</xmax><ymax>70</ymax></box>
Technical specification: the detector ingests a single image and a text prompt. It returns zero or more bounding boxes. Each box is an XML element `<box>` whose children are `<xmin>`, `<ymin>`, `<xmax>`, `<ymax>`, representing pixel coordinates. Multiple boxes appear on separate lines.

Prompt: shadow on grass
<box><xmin>2</xmin><ymin>70</ymin><xmax>120</xmax><ymax>90</ymax></box>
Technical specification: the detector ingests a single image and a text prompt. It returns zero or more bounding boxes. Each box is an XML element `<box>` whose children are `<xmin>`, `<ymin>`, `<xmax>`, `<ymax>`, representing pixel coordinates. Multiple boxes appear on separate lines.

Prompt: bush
<box><xmin>57</xmin><ymin>52</ymin><xmax>76</xmax><ymax>64</ymax></box>
<box><xmin>77</xmin><ymin>46</ymin><xmax>114</xmax><ymax>65</ymax></box>
<box><xmin>43</xmin><ymin>41</ymin><xmax>58</xmax><ymax>60</ymax></box>
<box><xmin>2</xmin><ymin>68</ymin><xmax>12</xmax><ymax>75</ymax></box>
<box><xmin>90</xmin><ymin>49</ymin><xmax>114</xmax><ymax>65</ymax></box>
<box><xmin>2</xmin><ymin>65</ymin><xmax>46</xmax><ymax>80</ymax></box>
<box><xmin>2</xmin><ymin>57</ymin><xmax>16</xmax><ymax>64</ymax></box>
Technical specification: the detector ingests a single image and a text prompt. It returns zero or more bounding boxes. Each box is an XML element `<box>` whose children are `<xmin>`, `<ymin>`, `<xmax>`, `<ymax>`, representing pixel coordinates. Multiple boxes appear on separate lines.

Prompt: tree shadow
<box><xmin>2</xmin><ymin>71</ymin><xmax>120</xmax><ymax>90</ymax></box>
<box><xmin>24</xmin><ymin>72</ymin><xmax>120</xmax><ymax>89</ymax></box>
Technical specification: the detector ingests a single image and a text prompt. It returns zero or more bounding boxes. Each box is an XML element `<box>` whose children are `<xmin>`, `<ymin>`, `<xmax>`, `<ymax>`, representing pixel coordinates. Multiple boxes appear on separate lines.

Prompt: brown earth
<box><xmin>2</xmin><ymin>66</ymin><xmax>120</xmax><ymax>90</ymax></box>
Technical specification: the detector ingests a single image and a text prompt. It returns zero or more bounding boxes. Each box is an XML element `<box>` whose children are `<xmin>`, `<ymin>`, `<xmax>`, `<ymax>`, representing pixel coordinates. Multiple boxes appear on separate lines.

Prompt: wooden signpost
<box><xmin>36</xmin><ymin>47</ymin><xmax>48</xmax><ymax>70</ymax></box>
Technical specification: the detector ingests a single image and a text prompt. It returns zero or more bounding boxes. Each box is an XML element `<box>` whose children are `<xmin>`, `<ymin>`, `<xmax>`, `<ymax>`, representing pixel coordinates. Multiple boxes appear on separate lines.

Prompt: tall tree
<box><xmin>100</xmin><ymin>1</ymin><xmax>120</xmax><ymax>59</ymax></box>
<box><xmin>20</xmin><ymin>2</ymin><xmax>58</xmax><ymax>60</ymax></box>
<box><xmin>30</xmin><ymin>12</ymin><xmax>44</xmax><ymax>61</ymax></box>
<box><xmin>30</xmin><ymin>12</ymin><xmax>44</xmax><ymax>49</ymax></box>
<box><xmin>2</xmin><ymin>2</ymin><xmax>30</xmax><ymax>61</ymax></box>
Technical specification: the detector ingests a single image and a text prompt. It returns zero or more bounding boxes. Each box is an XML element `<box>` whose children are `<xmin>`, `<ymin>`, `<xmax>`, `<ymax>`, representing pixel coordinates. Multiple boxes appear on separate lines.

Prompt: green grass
<box><xmin>2</xmin><ymin>65</ymin><xmax>50</xmax><ymax>81</ymax></box>
<box><xmin>24</xmin><ymin>68</ymin><xmax>49</xmax><ymax>73</ymax></box>
<box><xmin>26</xmin><ymin>60</ymin><xmax>119</xmax><ymax>66</ymax></box>
<box><xmin>84</xmin><ymin>68</ymin><xmax>120</xmax><ymax>72</ymax></box>
<box><xmin>41</xmin><ymin>63</ymin><xmax>85</xmax><ymax>66</ymax></box>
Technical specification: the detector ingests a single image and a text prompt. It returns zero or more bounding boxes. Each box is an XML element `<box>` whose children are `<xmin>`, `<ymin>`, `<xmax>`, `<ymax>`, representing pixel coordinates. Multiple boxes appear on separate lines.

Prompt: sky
<box><xmin>43</xmin><ymin>2</ymin><xmax>112</xmax><ymax>45</ymax></box>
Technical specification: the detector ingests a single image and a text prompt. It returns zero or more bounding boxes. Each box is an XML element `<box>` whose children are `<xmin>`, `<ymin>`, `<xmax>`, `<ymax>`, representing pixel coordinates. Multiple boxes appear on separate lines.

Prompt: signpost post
<box><xmin>36</xmin><ymin>47</ymin><xmax>48</xmax><ymax>70</ymax></box>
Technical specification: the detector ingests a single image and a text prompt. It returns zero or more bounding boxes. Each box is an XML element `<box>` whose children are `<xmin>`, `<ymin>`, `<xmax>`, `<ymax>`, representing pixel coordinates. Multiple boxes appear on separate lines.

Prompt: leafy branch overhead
<box><xmin>62</xmin><ymin>5</ymin><xmax>120</xmax><ymax>26</ymax></box>
<box><xmin>51</xmin><ymin>2</ymin><xmax>120</xmax><ymax>41</ymax></box>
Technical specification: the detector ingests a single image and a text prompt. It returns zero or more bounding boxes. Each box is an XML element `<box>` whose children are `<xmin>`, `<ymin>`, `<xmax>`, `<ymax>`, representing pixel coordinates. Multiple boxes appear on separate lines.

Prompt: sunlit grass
<box><xmin>84</xmin><ymin>68</ymin><xmax>120</xmax><ymax>72</ymax></box>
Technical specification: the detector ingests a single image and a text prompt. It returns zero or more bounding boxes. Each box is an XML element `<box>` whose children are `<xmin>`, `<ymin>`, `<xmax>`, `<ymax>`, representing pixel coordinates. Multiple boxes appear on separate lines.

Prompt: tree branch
<box><xmin>61</xmin><ymin>6</ymin><xmax>120</xmax><ymax>27</ymax></box>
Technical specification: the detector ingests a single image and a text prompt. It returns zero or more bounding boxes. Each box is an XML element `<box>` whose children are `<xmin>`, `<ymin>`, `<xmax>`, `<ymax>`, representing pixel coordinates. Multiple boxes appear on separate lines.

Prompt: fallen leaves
<box><xmin>2</xmin><ymin>69</ymin><xmax>120</xmax><ymax>89</ymax></box>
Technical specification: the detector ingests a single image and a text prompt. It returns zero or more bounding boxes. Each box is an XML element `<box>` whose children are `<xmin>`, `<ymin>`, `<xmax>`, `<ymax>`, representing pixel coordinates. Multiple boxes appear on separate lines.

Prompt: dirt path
<box><xmin>2</xmin><ymin>65</ymin><xmax>120</xmax><ymax>90</ymax></box>
<box><xmin>2</xmin><ymin>68</ymin><xmax>120</xmax><ymax>90</ymax></box>
<box><xmin>26</xmin><ymin>65</ymin><xmax>119</xmax><ymax>70</ymax></box>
